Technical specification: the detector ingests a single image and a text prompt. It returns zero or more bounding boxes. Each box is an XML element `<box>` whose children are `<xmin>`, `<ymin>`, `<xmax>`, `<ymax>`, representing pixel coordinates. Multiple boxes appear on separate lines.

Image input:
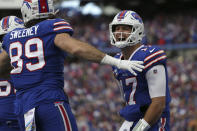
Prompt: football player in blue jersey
<box><xmin>109</xmin><ymin>10</ymin><xmax>171</xmax><ymax>131</ymax></box>
<box><xmin>0</xmin><ymin>16</ymin><xmax>24</xmax><ymax>131</ymax></box>
<box><xmin>0</xmin><ymin>1</ymin><xmax>144</xmax><ymax>131</ymax></box>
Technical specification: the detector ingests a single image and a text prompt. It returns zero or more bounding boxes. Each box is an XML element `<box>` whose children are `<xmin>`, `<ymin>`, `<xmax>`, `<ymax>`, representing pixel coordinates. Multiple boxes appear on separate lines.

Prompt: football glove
<box><xmin>101</xmin><ymin>55</ymin><xmax>144</xmax><ymax>76</ymax></box>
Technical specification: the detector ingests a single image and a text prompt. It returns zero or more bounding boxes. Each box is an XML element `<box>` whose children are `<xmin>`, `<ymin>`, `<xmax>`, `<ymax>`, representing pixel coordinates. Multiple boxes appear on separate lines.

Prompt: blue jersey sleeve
<box><xmin>52</xmin><ymin>18</ymin><xmax>73</xmax><ymax>36</ymax></box>
<box><xmin>143</xmin><ymin>46</ymin><xmax>167</xmax><ymax>73</ymax></box>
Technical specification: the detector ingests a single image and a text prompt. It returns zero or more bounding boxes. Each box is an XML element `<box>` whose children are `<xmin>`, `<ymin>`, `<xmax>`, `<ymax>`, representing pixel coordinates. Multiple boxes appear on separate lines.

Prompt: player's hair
<box><xmin>25</xmin><ymin>15</ymin><xmax>56</xmax><ymax>28</ymax></box>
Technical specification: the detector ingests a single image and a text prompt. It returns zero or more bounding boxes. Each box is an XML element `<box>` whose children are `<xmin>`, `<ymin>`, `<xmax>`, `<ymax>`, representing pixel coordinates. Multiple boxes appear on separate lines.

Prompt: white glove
<box><xmin>132</xmin><ymin>119</ymin><xmax>150</xmax><ymax>131</ymax></box>
<box><xmin>119</xmin><ymin>120</ymin><xmax>133</xmax><ymax>131</ymax></box>
<box><xmin>101</xmin><ymin>55</ymin><xmax>144</xmax><ymax>76</ymax></box>
<box><xmin>117</xmin><ymin>60</ymin><xmax>144</xmax><ymax>76</ymax></box>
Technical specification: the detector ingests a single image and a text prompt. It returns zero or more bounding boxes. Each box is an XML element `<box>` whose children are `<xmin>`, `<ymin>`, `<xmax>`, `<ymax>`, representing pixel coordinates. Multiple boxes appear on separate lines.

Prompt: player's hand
<box><xmin>101</xmin><ymin>55</ymin><xmax>144</xmax><ymax>76</ymax></box>
<box><xmin>117</xmin><ymin>60</ymin><xmax>144</xmax><ymax>76</ymax></box>
<box><xmin>132</xmin><ymin>119</ymin><xmax>150</xmax><ymax>131</ymax></box>
<box><xmin>119</xmin><ymin>120</ymin><xmax>133</xmax><ymax>131</ymax></box>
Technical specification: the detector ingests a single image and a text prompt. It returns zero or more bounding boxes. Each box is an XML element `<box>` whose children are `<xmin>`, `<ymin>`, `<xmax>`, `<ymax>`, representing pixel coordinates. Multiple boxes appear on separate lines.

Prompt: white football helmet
<box><xmin>21</xmin><ymin>0</ymin><xmax>56</xmax><ymax>24</ymax></box>
<box><xmin>0</xmin><ymin>16</ymin><xmax>24</xmax><ymax>48</ymax></box>
<box><xmin>109</xmin><ymin>10</ymin><xmax>145</xmax><ymax>48</ymax></box>
<box><xmin>0</xmin><ymin>16</ymin><xmax>24</xmax><ymax>35</ymax></box>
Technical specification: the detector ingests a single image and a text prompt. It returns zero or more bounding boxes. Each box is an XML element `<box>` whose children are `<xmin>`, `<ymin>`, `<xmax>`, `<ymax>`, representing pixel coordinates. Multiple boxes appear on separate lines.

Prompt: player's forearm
<box><xmin>143</xmin><ymin>97</ymin><xmax>165</xmax><ymax>126</ymax></box>
<box><xmin>55</xmin><ymin>33</ymin><xmax>144</xmax><ymax>74</ymax></box>
<box><xmin>69</xmin><ymin>40</ymin><xmax>106</xmax><ymax>62</ymax></box>
<box><xmin>55</xmin><ymin>33</ymin><xmax>105</xmax><ymax>63</ymax></box>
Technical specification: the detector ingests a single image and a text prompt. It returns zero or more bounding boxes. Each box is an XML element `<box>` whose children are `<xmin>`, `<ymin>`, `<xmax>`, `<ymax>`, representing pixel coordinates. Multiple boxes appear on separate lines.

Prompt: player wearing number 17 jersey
<box><xmin>110</xmin><ymin>10</ymin><xmax>171</xmax><ymax>131</ymax></box>
<box><xmin>0</xmin><ymin>16</ymin><xmax>24</xmax><ymax>131</ymax></box>
<box><xmin>0</xmin><ymin>1</ymin><xmax>144</xmax><ymax>131</ymax></box>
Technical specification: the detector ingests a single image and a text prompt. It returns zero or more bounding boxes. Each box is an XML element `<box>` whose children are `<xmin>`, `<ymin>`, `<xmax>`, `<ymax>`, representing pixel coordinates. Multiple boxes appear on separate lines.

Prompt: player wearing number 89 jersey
<box><xmin>1</xmin><ymin>1</ymin><xmax>144</xmax><ymax>131</ymax></box>
<box><xmin>0</xmin><ymin>16</ymin><xmax>24</xmax><ymax>131</ymax></box>
<box><xmin>2</xmin><ymin>18</ymin><xmax>77</xmax><ymax>131</ymax></box>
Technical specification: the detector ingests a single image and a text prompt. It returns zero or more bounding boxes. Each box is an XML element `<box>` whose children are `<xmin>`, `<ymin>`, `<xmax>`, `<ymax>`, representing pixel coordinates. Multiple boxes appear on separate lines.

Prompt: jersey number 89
<box><xmin>9</xmin><ymin>38</ymin><xmax>45</xmax><ymax>74</ymax></box>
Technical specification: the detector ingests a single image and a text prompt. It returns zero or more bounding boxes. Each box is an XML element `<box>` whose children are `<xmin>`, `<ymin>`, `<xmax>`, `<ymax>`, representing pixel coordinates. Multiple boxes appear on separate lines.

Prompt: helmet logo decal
<box><xmin>131</xmin><ymin>12</ymin><xmax>143</xmax><ymax>23</ymax></box>
<box><xmin>2</xmin><ymin>16</ymin><xmax>9</xmax><ymax>30</ymax></box>
<box><xmin>23</xmin><ymin>0</ymin><xmax>31</xmax><ymax>9</ymax></box>
<box><xmin>117</xmin><ymin>10</ymin><xmax>128</xmax><ymax>21</ymax></box>
<box><xmin>14</xmin><ymin>17</ymin><xmax>24</xmax><ymax>25</ymax></box>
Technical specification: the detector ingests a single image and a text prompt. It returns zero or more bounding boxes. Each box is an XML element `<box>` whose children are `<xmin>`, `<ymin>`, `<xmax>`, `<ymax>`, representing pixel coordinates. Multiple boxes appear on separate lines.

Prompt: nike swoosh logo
<box><xmin>149</xmin><ymin>48</ymin><xmax>155</xmax><ymax>52</ymax></box>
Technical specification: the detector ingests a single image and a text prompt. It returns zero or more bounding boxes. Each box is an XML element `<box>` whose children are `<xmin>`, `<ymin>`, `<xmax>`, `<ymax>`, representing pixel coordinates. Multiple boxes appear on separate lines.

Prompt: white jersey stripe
<box><xmin>54</xmin><ymin>21</ymin><xmax>69</xmax><ymax>25</ymax></box>
<box><xmin>144</xmin><ymin>50</ymin><xmax>164</xmax><ymax>62</ymax></box>
<box><xmin>54</xmin><ymin>26</ymin><xmax>73</xmax><ymax>31</ymax></box>
<box><xmin>145</xmin><ymin>55</ymin><xmax>166</xmax><ymax>69</ymax></box>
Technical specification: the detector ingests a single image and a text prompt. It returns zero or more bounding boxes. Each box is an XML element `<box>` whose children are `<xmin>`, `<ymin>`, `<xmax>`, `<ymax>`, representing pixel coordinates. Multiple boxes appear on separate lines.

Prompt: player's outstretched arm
<box><xmin>54</xmin><ymin>33</ymin><xmax>144</xmax><ymax>75</ymax></box>
<box><xmin>55</xmin><ymin>33</ymin><xmax>105</xmax><ymax>62</ymax></box>
<box><xmin>0</xmin><ymin>50</ymin><xmax>12</xmax><ymax>78</ymax></box>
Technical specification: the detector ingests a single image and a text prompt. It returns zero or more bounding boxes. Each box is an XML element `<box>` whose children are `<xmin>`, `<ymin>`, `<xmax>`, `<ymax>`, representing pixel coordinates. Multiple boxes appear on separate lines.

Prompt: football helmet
<box><xmin>0</xmin><ymin>16</ymin><xmax>24</xmax><ymax>35</ymax></box>
<box><xmin>0</xmin><ymin>16</ymin><xmax>24</xmax><ymax>48</ymax></box>
<box><xmin>21</xmin><ymin>0</ymin><xmax>56</xmax><ymax>24</ymax></box>
<box><xmin>109</xmin><ymin>10</ymin><xmax>145</xmax><ymax>48</ymax></box>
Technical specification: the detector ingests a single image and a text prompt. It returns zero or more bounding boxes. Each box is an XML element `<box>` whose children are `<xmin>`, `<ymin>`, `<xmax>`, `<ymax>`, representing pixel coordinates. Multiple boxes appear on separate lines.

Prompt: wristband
<box><xmin>133</xmin><ymin>119</ymin><xmax>150</xmax><ymax>131</ymax></box>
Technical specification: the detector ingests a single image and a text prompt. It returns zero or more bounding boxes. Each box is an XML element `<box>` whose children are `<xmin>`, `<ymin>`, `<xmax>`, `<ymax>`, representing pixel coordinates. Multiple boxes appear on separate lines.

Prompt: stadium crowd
<box><xmin>63</xmin><ymin>57</ymin><xmax>197</xmax><ymax>131</ymax></box>
<box><xmin>59</xmin><ymin>12</ymin><xmax>197</xmax><ymax>48</ymax></box>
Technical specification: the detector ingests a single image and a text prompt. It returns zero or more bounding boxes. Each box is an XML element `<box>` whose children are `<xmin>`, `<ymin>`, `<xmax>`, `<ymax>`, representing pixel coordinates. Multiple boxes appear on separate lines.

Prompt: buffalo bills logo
<box><xmin>23</xmin><ymin>0</ymin><xmax>32</xmax><ymax>9</ymax></box>
<box><xmin>131</xmin><ymin>12</ymin><xmax>143</xmax><ymax>23</ymax></box>
<box><xmin>14</xmin><ymin>17</ymin><xmax>24</xmax><ymax>25</ymax></box>
<box><xmin>2</xmin><ymin>16</ymin><xmax>9</xmax><ymax>30</ymax></box>
<box><xmin>117</xmin><ymin>10</ymin><xmax>128</xmax><ymax>21</ymax></box>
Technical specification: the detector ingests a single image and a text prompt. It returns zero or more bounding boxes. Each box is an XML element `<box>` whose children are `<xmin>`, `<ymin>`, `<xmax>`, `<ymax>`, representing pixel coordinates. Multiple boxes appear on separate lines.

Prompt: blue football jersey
<box><xmin>2</xmin><ymin>18</ymin><xmax>73</xmax><ymax>114</ymax></box>
<box><xmin>112</xmin><ymin>45</ymin><xmax>171</xmax><ymax>114</ymax></box>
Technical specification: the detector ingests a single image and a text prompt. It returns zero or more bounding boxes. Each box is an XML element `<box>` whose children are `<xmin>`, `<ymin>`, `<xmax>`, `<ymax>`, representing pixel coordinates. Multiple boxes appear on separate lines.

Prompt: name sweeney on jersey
<box><xmin>10</xmin><ymin>25</ymin><xmax>39</xmax><ymax>40</ymax></box>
